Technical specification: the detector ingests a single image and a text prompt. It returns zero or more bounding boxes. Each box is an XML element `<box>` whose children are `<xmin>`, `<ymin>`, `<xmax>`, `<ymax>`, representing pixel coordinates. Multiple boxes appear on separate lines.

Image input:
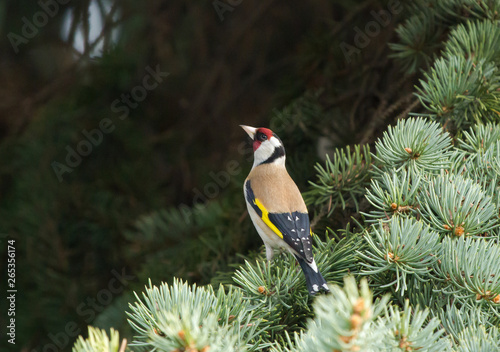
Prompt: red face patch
<box><xmin>253</xmin><ymin>140</ymin><xmax>260</xmax><ymax>151</ymax></box>
<box><xmin>253</xmin><ymin>128</ymin><xmax>274</xmax><ymax>151</ymax></box>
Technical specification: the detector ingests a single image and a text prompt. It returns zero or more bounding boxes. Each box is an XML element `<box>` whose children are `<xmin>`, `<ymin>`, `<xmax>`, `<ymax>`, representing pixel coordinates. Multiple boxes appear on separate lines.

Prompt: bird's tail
<box><xmin>296</xmin><ymin>256</ymin><xmax>329</xmax><ymax>295</ymax></box>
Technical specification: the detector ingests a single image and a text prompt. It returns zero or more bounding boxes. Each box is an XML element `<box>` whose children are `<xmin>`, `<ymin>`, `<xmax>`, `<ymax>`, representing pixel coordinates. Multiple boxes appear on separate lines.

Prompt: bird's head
<box><xmin>240</xmin><ymin>125</ymin><xmax>285</xmax><ymax>167</ymax></box>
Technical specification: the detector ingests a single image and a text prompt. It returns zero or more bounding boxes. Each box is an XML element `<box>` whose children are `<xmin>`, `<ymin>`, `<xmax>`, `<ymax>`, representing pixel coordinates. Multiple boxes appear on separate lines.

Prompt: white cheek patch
<box><xmin>253</xmin><ymin>141</ymin><xmax>274</xmax><ymax>163</ymax></box>
<box><xmin>270</xmin><ymin>136</ymin><xmax>282</xmax><ymax>148</ymax></box>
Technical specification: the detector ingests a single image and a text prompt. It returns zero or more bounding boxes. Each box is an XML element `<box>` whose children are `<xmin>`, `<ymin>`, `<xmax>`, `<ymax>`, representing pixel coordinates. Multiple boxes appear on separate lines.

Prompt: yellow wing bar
<box><xmin>253</xmin><ymin>198</ymin><xmax>284</xmax><ymax>239</ymax></box>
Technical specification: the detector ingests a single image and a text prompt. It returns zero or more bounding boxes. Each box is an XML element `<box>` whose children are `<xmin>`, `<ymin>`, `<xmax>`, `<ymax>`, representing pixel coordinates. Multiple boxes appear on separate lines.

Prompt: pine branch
<box><xmin>305</xmin><ymin>145</ymin><xmax>372</xmax><ymax>214</ymax></box>
<box><xmin>363</xmin><ymin>168</ymin><xmax>421</xmax><ymax>222</ymax></box>
<box><xmin>380</xmin><ymin>300</ymin><xmax>451</xmax><ymax>352</ymax></box>
<box><xmin>373</xmin><ymin>117</ymin><xmax>452</xmax><ymax>173</ymax></box>
<box><xmin>127</xmin><ymin>279</ymin><xmax>270</xmax><ymax>351</ymax></box>
<box><xmin>443</xmin><ymin>20</ymin><xmax>500</xmax><ymax>64</ymax></box>
<box><xmin>415</xmin><ymin>56</ymin><xmax>500</xmax><ymax>128</ymax></box>
<box><xmin>358</xmin><ymin>218</ymin><xmax>441</xmax><ymax>295</ymax></box>
<box><xmin>455</xmin><ymin>325</ymin><xmax>500</xmax><ymax>352</ymax></box>
<box><xmin>288</xmin><ymin>278</ymin><xmax>390</xmax><ymax>352</ymax></box>
<box><xmin>417</xmin><ymin>174</ymin><xmax>499</xmax><ymax>237</ymax></box>
<box><xmin>435</xmin><ymin>0</ymin><xmax>500</xmax><ymax>22</ymax></box>
<box><xmin>389</xmin><ymin>12</ymin><xmax>444</xmax><ymax>73</ymax></box>
<box><xmin>406</xmin><ymin>280</ymin><xmax>448</xmax><ymax>313</ymax></box>
<box><xmin>434</xmin><ymin>236</ymin><xmax>500</xmax><ymax>309</ymax></box>
<box><xmin>273</xmin><ymin>278</ymin><xmax>452</xmax><ymax>352</ymax></box>
<box><xmin>439</xmin><ymin>304</ymin><xmax>493</xmax><ymax>345</ymax></box>
<box><xmin>390</xmin><ymin>1</ymin><xmax>500</xmax><ymax>74</ymax></box>
<box><xmin>452</xmin><ymin>123</ymin><xmax>500</xmax><ymax>210</ymax></box>
<box><xmin>72</xmin><ymin>327</ymin><xmax>122</xmax><ymax>352</ymax></box>
<box><xmin>455</xmin><ymin>122</ymin><xmax>500</xmax><ymax>158</ymax></box>
<box><xmin>231</xmin><ymin>232</ymin><xmax>362</xmax><ymax>342</ymax></box>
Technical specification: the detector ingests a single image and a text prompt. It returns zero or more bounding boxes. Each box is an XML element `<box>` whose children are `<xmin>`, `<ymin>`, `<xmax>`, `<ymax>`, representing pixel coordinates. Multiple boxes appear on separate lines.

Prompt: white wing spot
<box><xmin>295</xmin><ymin>216</ymin><xmax>299</xmax><ymax>221</ymax></box>
<box><xmin>301</xmin><ymin>228</ymin><xmax>305</xmax><ymax>231</ymax></box>
<box><xmin>322</xmin><ymin>283</ymin><xmax>329</xmax><ymax>290</ymax></box>
<box><xmin>312</xmin><ymin>284</ymin><xmax>319</xmax><ymax>291</ymax></box>
<box><xmin>300</xmin><ymin>249</ymin><xmax>303</xmax><ymax>252</ymax></box>
<box><xmin>287</xmin><ymin>216</ymin><xmax>292</xmax><ymax>221</ymax></box>
<box><xmin>291</xmin><ymin>229</ymin><xmax>296</xmax><ymax>232</ymax></box>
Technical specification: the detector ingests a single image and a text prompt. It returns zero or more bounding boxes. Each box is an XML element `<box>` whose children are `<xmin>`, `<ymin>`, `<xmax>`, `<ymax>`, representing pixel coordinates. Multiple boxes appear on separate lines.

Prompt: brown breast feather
<box><xmin>247</xmin><ymin>164</ymin><xmax>307</xmax><ymax>213</ymax></box>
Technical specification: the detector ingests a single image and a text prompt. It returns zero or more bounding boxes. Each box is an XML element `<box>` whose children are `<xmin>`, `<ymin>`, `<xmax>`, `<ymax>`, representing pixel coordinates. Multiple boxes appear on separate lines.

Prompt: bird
<box><xmin>240</xmin><ymin>125</ymin><xmax>329</xmax><ymax>295</ymax></box>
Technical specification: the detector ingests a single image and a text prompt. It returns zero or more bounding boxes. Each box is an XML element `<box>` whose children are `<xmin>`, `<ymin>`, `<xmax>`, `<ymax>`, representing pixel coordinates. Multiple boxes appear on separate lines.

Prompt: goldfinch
<box><xmin>241</xmin><ymin>125</ymin><xmax>329</xmax><ymax>295</ymax></box>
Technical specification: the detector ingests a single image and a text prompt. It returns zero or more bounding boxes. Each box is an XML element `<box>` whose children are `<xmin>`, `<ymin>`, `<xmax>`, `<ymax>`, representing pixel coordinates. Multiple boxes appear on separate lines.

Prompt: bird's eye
<box><xmin>257</xmin><ymin>132</ymin><xmax>267</xmax><ymax>141</ymax></box>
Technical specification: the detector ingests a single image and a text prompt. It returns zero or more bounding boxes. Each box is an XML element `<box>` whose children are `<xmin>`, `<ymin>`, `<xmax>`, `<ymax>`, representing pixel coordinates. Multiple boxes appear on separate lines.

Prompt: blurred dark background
<box><xmin>0</xmin><ymin>0</ymin><xmax>420</xmax><ymax>350</ymax></box>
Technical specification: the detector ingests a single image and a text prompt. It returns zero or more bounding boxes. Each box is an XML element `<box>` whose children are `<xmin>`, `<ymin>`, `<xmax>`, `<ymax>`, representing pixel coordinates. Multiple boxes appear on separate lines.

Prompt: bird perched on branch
<box><xmin>240</xmin><ymin>125</ymin><xmax>329</xmax><ymax>295</ymax></box>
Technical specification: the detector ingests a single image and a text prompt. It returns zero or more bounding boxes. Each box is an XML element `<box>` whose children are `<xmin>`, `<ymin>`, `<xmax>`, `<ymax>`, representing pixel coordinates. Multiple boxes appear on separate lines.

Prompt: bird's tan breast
<box><xmin>247</xmin><ymin>164</ymin><xmax>307</xmax><ymax>213</ymax></box>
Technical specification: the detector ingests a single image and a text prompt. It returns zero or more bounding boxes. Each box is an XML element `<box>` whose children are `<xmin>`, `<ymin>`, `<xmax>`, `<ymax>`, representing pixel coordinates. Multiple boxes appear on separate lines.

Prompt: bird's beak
<box><xmin>240</xmin><ymin>125</ymin><xmax>257</xmax><ymax>139</ymax></box>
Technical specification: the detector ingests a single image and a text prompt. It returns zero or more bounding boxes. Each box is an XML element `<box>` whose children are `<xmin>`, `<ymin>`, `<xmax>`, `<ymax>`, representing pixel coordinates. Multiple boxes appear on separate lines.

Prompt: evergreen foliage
<box><xmin>416</xmin><ymin>56</ymin><xmax>500</xmax><ymax>128</ymax></box>
<box><xmin>72</xmin><ymin>327</ymin><xmax>121</xmax><ymax>352</ymax></box>
<box><xmin>127</xmin><ymin>279</ymin><xmax>269</xmax><ymax>351</ymax></box>
<box><xmin>271</xmin><ymin>278</ymin><xmax>391</xmax><ymax>352</ymax></box>
<box><xmin>436</xmin><ymin>237</ymin><xmax>500</xmax><ymax>306</ymax></box>
<box><xmin>418</xmin><ymin>174</ymin><xmax>498</xmax><ymax>237</ymax></box>
<box><xmin>305</xmin><ymin>145</ymin><xmax>372</xmax><ymax>213</ymax></box>
<box><xmin>373</xmin><ymin>117</ymin><xmax>452</xmax><ymax>173</ymax></box>
<box><xmin>359</xmin><ymin>218</ymin><xmax>441</xmax><ymax>295</ymax></box>
<box><xmin>364</xmin><ymin>169</ymin><xmax>421</xmax><ymax>221</ymax></box>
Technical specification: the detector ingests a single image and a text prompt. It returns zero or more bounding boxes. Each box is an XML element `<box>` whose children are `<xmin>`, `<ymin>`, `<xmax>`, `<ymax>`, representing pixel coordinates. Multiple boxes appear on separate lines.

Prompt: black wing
<box><xmin>268</xmin><ymin>211</ymin><xmax>313</xmax><ymax>262</ymax></box>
